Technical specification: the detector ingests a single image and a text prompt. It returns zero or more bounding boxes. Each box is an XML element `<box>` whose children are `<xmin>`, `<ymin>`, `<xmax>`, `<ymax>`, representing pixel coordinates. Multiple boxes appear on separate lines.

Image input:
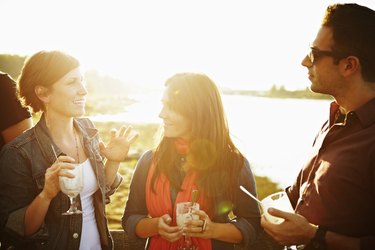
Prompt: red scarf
<box><xmin>145</xmin><ymin>139</ymin><xmax>212</xmax><ymax>250</ymax></box>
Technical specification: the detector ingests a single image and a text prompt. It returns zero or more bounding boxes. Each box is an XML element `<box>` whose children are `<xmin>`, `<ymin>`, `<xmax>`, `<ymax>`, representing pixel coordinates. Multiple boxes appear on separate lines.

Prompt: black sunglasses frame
<box><xmin>308</xmin><ymin>47</ymin><xmax>348</xmax><ymax>64</ymax></box>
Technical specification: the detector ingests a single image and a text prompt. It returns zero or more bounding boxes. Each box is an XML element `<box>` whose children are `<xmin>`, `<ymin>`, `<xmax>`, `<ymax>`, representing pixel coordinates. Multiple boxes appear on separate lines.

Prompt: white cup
<box><xmin>261</xmin><ymin>191</ymin><xmax>294</xmax><ymax>224</ymax></box>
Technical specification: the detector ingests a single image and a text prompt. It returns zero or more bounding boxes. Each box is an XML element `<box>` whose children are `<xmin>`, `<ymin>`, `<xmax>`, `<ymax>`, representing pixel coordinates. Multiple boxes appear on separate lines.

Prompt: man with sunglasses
<box><xmin>261</xmin><ymin>3</ymin><xmax>375</xmax><ymax>250</ymax></box>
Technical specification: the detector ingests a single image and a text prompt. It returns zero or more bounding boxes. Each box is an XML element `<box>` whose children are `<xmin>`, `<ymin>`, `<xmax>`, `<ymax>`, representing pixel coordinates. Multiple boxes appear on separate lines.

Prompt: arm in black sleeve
<box><xmin>122</xmin><ymin>150</ymin><xmax>153</xmax><ymax>241</ymax></box>
<box><xmin>231</xmin><ymin>158</ymin><xmax>261</xmax><ymax>248</ymax></box>
<box><xmin>0</xmin><ymin>145</ymin><xmax>37</xmax><ymax>236</ymax></box>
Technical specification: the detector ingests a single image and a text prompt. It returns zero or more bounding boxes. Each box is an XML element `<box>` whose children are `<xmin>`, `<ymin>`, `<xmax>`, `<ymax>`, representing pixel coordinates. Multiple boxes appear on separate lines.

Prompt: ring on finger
<box><xmin>201</xmin><ymin>219</ymin><xmax>207</xmax><ymax>232</ymax></box>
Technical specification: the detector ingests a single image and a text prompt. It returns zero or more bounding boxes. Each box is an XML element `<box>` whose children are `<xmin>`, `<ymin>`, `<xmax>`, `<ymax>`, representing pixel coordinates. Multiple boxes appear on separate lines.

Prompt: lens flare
<box><xmin>216</xmin><ymin>200</ymin><xmax>233</xmax><ymax>215</ymax></box>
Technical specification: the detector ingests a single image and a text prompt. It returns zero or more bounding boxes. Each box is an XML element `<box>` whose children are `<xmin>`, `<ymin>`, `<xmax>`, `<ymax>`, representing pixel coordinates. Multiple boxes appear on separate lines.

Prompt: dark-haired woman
<box><xmin>123</xmin><ymin>73</ymin><xmax>260</xmax><ymax>250</ymax></box>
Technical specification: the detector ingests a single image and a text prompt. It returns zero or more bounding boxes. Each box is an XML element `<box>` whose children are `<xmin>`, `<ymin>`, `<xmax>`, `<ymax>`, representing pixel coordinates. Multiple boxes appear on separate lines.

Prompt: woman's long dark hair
<box><xmin>151</xmin><ymin>73</ymin><xmax>244</xmax><ymax>213</ymax></box>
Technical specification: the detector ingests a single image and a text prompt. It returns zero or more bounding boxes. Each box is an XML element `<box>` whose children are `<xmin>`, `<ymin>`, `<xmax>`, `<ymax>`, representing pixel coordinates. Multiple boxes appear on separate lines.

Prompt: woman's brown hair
<box><xmin>152</xmin><ymin>73</ymin><xmax>244</xmax><ymax>212</ymax></box>
<box><xmin>17</xmin><ymin>50</ymin><xmax>80</xmax><ymax>113</ymax></box>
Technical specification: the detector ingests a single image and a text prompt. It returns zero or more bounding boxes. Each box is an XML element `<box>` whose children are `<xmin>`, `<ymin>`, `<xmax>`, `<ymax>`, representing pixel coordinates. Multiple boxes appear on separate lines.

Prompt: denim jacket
<box><xmin>0</xmin><ymin>115</ymin><xmax>122</xmax><ymax>250</ymax></box>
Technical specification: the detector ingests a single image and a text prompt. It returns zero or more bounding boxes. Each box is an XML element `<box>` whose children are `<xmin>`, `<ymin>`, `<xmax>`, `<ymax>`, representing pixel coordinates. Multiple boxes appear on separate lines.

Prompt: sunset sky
<box><xmin>1</xmin><ymin>0</ymin><xmax>374</xmax><ymax>91</ymax></box>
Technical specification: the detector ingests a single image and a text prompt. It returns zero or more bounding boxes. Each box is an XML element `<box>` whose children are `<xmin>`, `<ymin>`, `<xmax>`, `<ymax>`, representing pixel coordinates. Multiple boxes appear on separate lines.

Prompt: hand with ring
<box><xmin>201</xmin><ymin>219</ymin><xmax>207</xmax><ymax>232</ymax></box>
<box><xmin>184</xmin><ymin>209</ymin><xmax>213</xmax><ymax>239</ymax></box>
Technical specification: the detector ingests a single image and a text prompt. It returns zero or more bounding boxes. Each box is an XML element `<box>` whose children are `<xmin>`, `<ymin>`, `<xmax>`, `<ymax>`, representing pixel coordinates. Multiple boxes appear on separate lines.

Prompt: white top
<box><xmin>79</xmin><ymin>159</ymin><xmax>101</xmax><ymax>250</ymax></box>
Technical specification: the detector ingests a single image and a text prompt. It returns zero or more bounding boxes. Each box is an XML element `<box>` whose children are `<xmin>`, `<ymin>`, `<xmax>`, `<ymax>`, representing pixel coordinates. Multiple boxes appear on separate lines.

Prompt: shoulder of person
<box><xmin>242</xmin><ymin>156</ymin><xmax>251</xmax><ymax>168</ymax></box>
<box><xmin>133</xmin><ymin>150</ymin><xmax>154</xmax><ymax>172</ymax></box>
<box><xmin>0</xmin><ymin>71</ymin><xmax>13</xmax><ymax>82</ymax></box>
<box><xmin>0</xmin><ymin>128</ymin><xmax>35</xmax><ymax>156</ymax></box>
<box><xmin>4</xmin><ymin>127</ymin><xmax>34</xmax><ymax>148</ymax></box>
<box><xmin>239</xmin><ymin>156</ymin><xmax>255</xmax><ymax>178</ymax></box>
<box><xmin>0</xmin><ymin>72</ymin><xmax>16</xmax><ymax>89</ymax></box>
<box><xmin>138</xmin><ymin>149</ymin><xmax>154</xmax><ymax>165</ymax></box>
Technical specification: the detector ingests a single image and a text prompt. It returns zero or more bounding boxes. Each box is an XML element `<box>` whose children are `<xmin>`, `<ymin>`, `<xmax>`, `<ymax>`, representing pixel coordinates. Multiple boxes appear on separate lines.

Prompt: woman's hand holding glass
<box><xmin>41</xmin><ymin>155</ymin><xmax>76</xmax><ymax>201</ymax></box>
<box><xmin>99</xmin><ymin>125</ymin><xmax>138</xmax><ymax>162</ymax></box>
<box><xmin>175</xmin><ymin>202</ymin><xmax>202</xmax><ymax>250</ymax></box>
<box><xmin>184</xmin><ymin>209</ymin><xmax>212</xmax><ymax>239</ymax></box>
<box><xmin>156</xmin><ymin>214</ymin><xmax>182</xmax><ymax>242</ymax></box>
<box><xmin>59</xmin><ymin>162</ymin><xmax>84</xmax><ymax>215</ymax></box>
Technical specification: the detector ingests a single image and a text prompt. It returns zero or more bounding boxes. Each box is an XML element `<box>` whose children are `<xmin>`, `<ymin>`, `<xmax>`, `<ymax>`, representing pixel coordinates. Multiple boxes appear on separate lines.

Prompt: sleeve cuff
<box><xmin>6</xmin><ymin>207</ymin><xmax>27</xmax><ymax>236</ymax></box>
<box><xmin>124</xmin><ymin>214</ymin><xmax>148</xmax><ymax>242</ymax></box>
<box><xmin>231</xmin><ymin>217</ymin><xmax>257</xmax><ymax>248</ymax></box>
<box><xmin>5</xmin><ymin>206</ymin><xmax>48</xmax><ymax>239</ymax></box>
<box><xmin>105</xmin><ymin>173</ymin><xmax>123</xmax><ymax>203</ymax></box>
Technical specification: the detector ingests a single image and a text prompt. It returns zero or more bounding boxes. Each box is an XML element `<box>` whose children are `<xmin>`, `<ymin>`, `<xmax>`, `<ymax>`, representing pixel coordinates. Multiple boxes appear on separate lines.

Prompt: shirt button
<box><xmin>73</xmin><ymin>233</ymin><xmax>79</xmax><ymax>239</ymax></box>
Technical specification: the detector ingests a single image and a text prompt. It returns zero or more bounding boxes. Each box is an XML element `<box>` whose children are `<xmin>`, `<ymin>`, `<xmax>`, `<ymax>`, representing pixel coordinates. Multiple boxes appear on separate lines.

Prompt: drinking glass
<box><xmin>176</xmin><ymin>202</ymin><xmax>200</xmax><ymax>250</ymax></box>
<box><xmin>59</xmin><ymin>163</ymin><xmax>84</xmax><ymax>215</ymax></box>
<box><xmin>261</xmin><ymin>191</ymin><xmax>294</xmax><ymax>224</ymax></box>
<box><xmin>261</xmin><ymin>191</ymin><xmax>296</xmax><ymax>250</ymax></box>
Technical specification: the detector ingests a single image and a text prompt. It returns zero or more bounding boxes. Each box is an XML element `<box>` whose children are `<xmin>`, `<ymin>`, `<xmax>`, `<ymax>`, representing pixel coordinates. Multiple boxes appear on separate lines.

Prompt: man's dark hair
<box><xmin>322</xmin><ymin>3</ymin><xmax>375</xmax><ymax>82</ymax></box>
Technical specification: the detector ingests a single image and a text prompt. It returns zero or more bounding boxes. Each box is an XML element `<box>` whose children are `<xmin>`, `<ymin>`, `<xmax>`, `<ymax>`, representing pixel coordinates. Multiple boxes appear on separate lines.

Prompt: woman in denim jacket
<box><xmin>0</xmin><ymin>50</ymin><xmax>137</xmax><ymax>250</ymax></box>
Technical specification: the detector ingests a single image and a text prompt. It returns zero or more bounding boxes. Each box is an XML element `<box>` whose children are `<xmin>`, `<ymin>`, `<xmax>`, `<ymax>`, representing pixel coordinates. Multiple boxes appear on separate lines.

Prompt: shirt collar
<box><xmin>329</xmin><ymin>97</ymin><xmax>375</xmax><ymax>128</ymax></box>
<box><xmin>354</xmin><ymin>97</ymin><xmax>375</xmax><ymax>128</ymax></box>
<box><xmin>34</xmin><ymin>114</ymin><xmax>99</xmax><ymax>164</ymax></box>
<box><xmin>328</xmin><ymin>102</ymin><xmax>342</xmax><ymax>127</ymax></box>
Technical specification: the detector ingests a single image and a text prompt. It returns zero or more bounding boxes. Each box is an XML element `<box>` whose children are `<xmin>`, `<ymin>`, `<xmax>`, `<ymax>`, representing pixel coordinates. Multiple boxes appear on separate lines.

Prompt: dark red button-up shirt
<box><xmin>287</xmin><ymin>98</ymin><xmax>375</xmax><ymax>239</ymax></box>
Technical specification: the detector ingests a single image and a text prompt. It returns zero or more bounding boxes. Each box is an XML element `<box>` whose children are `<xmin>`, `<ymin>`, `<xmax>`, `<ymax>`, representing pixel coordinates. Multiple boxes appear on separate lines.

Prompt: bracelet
<box><xmin>306</xmin><ymin>225</ymin><xmax>327</xmax><ymax>250</ymax></box>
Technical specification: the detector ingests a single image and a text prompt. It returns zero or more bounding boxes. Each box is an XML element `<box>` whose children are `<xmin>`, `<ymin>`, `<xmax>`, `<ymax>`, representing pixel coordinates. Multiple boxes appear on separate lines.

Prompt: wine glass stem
<box><xmin>69</xmin><ymin>196</ymin><xmax>77</xmax><ymax>211</ymax></box>
<box><xmin>185</xmin><ymin>235</ymin><xmax>192</xmax><ymax>247</ymax></box>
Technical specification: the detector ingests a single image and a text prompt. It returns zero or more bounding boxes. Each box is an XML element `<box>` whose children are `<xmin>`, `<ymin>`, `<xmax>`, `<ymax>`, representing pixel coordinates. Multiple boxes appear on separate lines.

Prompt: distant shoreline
<box><xmin>222</xmin><ymin>87</ymin><xmax>333</xmax><ymax>100</ymax></box>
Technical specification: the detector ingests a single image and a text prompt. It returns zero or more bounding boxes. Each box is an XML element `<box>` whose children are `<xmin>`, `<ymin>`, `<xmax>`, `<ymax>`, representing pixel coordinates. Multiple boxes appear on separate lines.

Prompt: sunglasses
<box><xmin>307</xmin><ymin>47</ymin><xmax>348</xmax><ymax>64</ymax></box>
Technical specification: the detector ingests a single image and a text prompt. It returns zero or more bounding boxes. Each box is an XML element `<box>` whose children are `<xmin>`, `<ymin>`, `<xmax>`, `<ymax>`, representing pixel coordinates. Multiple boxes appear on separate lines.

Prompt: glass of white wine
<box><xmin>59</xmin><ymin>163</ymin><xmax>84</xmax><ymax>215</ymax></box>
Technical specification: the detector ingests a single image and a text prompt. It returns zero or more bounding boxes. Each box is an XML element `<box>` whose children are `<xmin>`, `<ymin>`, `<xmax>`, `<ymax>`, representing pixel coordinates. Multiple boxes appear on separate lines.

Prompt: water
<box><xmin>91</xmin><ymin>93</ymin><xmax>331</xmax><ymax>187</ymax></box>
<box><xmin>222</xmin><ymin>95</ymin><xmax>330</xmax><ymax>187</ymax></box>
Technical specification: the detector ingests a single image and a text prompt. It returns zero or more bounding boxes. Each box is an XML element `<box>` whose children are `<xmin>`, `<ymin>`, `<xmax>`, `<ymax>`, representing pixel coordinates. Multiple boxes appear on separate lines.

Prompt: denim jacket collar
<box><xmin>33</xmin><ymin>114</ymin><xmax>99</xmax><ymax>165</ymax></box>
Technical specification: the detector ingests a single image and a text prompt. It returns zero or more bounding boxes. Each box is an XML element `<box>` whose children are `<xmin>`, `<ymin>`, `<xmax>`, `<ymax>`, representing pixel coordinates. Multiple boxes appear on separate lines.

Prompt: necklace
<box><xmin>73</xmin><ymin>128</ymin><xmax>80</xmax><ymax>163</ymax></box>
<box><xmin>180</xmin><ymin>156</ymin><xmax>186</xmax><ymax>164</ymax></box>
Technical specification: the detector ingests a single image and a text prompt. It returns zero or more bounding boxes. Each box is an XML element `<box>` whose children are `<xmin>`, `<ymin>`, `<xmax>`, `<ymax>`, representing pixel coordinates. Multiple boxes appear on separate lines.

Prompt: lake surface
<box><xmin>91</xmin><ymin>93</ymin><xmax>331</xmax><ymax>187</ymax></box>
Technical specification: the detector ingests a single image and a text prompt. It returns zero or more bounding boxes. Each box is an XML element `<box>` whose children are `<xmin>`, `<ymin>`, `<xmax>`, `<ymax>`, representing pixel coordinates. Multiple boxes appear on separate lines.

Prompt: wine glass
<box><xmin>176</xmin><ymin>202</ymin><xmax>200</xmax><ymax>250</ymax></box>
<box><xmin>59</xmin><ymin>163</ymin><xmax>84</xmax><ymax>215</ymax></box>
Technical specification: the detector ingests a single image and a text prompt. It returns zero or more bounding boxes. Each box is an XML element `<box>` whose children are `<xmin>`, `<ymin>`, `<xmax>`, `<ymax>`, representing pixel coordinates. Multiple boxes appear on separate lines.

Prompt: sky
<box><xmin>1</xmin><ymin>0</ymin><xmax>375</xmax><ymax>91</ymax></box>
